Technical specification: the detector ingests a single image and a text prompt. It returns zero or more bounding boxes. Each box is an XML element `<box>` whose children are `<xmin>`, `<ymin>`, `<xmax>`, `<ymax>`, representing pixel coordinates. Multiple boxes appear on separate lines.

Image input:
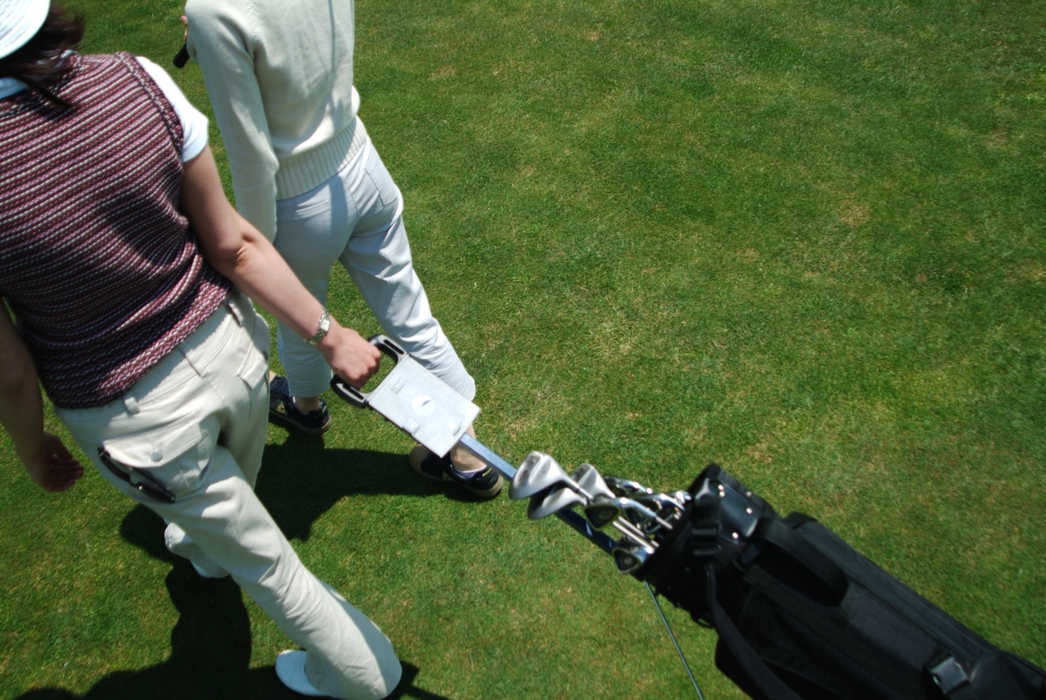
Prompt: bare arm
<box><xmin>0</xmin><ymin>305</ymin><xmax>83</xmax><ymax>492</ymax></box>
<box><xmin>180</xmin><ymin>146</ymin><xmax>381</xmax><ymax>387</ymax></box>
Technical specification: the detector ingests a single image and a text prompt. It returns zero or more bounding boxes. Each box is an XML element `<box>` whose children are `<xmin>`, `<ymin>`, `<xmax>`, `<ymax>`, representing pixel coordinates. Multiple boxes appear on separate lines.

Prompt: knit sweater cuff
<box><xmin>274</xmin><ymin>118</ymin><xmax>368</xmax><ymax>200</ymax></box>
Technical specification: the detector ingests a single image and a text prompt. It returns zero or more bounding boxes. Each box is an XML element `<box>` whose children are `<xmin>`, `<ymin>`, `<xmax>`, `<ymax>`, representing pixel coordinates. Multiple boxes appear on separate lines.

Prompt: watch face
<box><xmin>309</xmin><ymin>310</ymin><xmax>331</xmax><ymax>345</ymax></box>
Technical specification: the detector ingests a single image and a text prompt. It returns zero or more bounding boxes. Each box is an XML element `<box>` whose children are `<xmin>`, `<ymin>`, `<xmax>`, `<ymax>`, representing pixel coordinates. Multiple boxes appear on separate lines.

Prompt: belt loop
<box><xmin>226</xmin><ymin>291</ymin><xmax>246</xmax><ymax>326</ymax></box>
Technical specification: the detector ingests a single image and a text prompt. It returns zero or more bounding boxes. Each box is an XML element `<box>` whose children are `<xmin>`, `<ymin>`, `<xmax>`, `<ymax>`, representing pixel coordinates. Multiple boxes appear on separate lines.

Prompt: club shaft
<box><xmin>613</xmin><ymin>517</ymin><xmax>655</xmax><ymax>545</ymax></box>
<box><xmin>646</xmin><ymin>583</ymin><xmax>705</xmax><ymax>700</ymax></box>
<box><xmin>612</xmin><ymin>520</ymin><xmax>654</xmax><ymax>548</ymax></box>
<box><xmin>459</xmin><ymin>433</ymin><xmax>617</xmax><ymax>554</ymax></box>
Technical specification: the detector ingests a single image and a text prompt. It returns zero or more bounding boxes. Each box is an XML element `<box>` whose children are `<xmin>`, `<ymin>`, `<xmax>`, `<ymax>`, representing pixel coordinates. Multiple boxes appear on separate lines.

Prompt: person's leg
<box><xmin>59</xmin><ymin>294</ymin><xmax>401</xmax><ymax>699</ymax></box>
<box><xmin>156</xmin><ymin>291</ymin><xmax>271</xmax><ymax>580</ymax></box>
<box><xmin>334</xmin><ymin>139</ymin><xmax>497</xmax><ymax>492</ymax></box>
<box><xmin>142</xmin><ymin>442</ymin><xmax>401</xmax><ymax>699</ymax></box>
<box><xmin>268</xmin><ymin>180</ymin><xmax>357</xmax><ymax>433</ymax></box>
<box><xmin>337</xmin><ymin>140</ymin><xmax>475</xmax><ymax>401</ymax></box>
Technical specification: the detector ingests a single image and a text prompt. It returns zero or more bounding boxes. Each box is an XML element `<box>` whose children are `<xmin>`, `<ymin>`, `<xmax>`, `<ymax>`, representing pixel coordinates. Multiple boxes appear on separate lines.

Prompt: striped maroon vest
<box><xmin>0</xmin><ymin>52</ymin><xmax>230</xmax><ymax>408</ymax></box>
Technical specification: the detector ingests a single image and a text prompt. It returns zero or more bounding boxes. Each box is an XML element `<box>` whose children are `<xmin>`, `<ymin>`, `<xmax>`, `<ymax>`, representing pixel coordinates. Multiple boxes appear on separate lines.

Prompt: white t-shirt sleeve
<box><xmin>135</xmin><ymin>56</ymin><xmax>209</xmax><ymax>163</ymax></box>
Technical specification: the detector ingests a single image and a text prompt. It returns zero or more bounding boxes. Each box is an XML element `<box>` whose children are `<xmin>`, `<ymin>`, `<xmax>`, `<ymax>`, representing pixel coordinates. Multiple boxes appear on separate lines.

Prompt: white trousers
<box><xmin>273</xmin><ymin>135</ymin><xmax>475</xmax><ymax>401</ymax></box>
<box><xmin>57</xmin><ymin>292</ymin><xmax>402</xmax><ymax>699</ymax></box>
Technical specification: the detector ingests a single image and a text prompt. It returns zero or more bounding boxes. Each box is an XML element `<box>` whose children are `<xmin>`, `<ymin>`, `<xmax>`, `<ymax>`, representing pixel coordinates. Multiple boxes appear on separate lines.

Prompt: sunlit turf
<box><xmin>2</xmin><ymin>0</ymin><xmax>1043</xmax><ymax>697</ymax></box>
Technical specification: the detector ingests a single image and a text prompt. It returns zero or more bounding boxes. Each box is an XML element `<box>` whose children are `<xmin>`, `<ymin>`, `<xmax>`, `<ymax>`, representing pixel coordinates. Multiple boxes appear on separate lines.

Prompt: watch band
<box><xmin>308</xmin><ymin>309</ymin><xmax>331</xmax><ymax>346</ymax></box>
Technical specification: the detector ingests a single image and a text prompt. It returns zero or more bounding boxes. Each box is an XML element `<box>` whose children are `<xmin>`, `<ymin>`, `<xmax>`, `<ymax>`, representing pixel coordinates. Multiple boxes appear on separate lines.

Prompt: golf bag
<box><xmin>635</xmin><ymin>464</ymin><xmax>1045</xmax><ymax>700</ymax></box>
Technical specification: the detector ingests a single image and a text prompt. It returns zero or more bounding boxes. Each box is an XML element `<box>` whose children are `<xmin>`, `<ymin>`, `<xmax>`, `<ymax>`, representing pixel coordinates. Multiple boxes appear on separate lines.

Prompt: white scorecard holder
<box><xmin>329</xmin><ymin>336</ymin><xmax>479</xmax><ymax>458</ymax></box>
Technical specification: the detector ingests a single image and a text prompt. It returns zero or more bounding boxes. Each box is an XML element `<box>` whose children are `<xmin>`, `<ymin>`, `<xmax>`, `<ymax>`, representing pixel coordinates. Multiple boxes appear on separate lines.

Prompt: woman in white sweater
<box><xmin>184</xmin><ymin>0</ymin><xmax>502</xmax><ymax>499</ymax></box>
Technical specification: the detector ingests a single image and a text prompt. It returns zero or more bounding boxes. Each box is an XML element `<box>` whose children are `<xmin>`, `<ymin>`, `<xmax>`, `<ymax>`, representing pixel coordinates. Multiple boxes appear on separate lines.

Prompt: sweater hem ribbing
<box><xmin>274</xmin><ymin>118</ymin><xmax>368</xmax><ymax>200</ymax></box>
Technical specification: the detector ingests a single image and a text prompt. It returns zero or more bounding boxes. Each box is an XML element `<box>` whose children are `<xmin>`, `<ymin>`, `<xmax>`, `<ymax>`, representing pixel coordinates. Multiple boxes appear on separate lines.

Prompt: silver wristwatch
<box><xmin>308</xmin><ymin>309</ymin><xmax>331</xmax><ymax>346</ymax></box>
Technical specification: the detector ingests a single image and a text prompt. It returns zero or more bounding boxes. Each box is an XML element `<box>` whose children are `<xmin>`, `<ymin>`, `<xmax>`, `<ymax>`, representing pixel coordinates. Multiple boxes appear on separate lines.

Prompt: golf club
<box><xmin>528</xmin><ymin>485</ymin><xmax>586</xmax><ymax>520</ymax></box>
<box><xmin>635</xmin><ymin>492</ymin><xmax>688</xmax><ymax>519</ymax></box>
<box><xmin>584</xmin><ymin>495</ymin><xmax>674</xmax><ymax>532</ymax></box>
<box><xmin>573</xmin><ymin>462</ymin><xmax>615</xmax><ymax>500</ymax></box>
<box><xmin>605</xmin><ymin>476</ymin><xmax>654</xmax><ymax>498</ymax></box>
<box><xmin>510</xmin><ymin>451</ymin><xmax>594</xmax><ymax>501</ymax></box>
<box><xmin>612</xmin><ymin>541</ymin><xmax>655</xmax><ymax>574</ymax></box>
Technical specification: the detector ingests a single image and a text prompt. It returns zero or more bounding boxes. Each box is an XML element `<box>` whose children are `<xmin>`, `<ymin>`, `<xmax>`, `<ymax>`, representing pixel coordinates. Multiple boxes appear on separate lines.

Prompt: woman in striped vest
<box><xmin>0</xmin><ymin>1</ymin><xmax>401</xmax><ymax>697</ymax></box>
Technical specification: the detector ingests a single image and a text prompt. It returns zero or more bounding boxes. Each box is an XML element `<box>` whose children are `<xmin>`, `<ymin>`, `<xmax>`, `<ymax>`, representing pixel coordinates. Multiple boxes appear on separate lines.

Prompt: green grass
<box><xmin>2</xmin><ymin>0</ymin><xmax>1044</xmax><ymax>698</ymax></box>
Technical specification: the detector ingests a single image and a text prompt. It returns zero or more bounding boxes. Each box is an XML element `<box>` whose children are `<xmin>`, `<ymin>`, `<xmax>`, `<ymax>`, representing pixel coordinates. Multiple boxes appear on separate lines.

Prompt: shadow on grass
<box><xmin>257</xmin><ymin>435</ymin><xmax>495</xmax><ymax>545</ymax></box>
<box><xmin>16</xmin><ymin>443</ymin><xmax>455</xmax><ymax>700</ymax></box>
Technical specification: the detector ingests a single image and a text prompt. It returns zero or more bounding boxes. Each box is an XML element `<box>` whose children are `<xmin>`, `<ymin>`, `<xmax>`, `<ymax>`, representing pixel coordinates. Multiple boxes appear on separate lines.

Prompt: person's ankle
<box><xmin>449</xmin><ymin>447</ymin><xmax>485</xmax><ymax>474</ymax></box>
<box><xmin>293</xmin><ymin>396</ymin><xmax>322</xmax><ymax>413</ymax></box>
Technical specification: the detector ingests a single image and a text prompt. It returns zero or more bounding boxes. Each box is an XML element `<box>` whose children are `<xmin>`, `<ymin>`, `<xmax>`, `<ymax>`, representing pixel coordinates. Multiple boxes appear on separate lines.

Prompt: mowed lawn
<box><xmin>1</xmin><ymin>0</ymin><xmax>1043</xmax><ymax>698</ymax></box>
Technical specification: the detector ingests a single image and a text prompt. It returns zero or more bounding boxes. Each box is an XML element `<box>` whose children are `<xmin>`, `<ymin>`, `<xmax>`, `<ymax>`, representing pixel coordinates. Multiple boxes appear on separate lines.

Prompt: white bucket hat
<box><xmin>0</xmin><ymin>0</ymin><xmax>50</xmax><ymax>60</ymax></box>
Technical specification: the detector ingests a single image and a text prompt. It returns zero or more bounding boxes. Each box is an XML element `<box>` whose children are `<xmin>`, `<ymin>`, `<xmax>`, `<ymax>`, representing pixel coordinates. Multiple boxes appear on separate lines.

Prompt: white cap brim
<box><xmin>0</xmin><ymin>0</ymin><xmax>50</xmax><ymax>61</ymax></box>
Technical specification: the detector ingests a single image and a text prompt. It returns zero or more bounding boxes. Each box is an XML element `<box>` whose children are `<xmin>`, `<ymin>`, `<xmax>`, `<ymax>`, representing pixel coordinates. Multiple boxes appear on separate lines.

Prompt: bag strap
<box><xmin>753</xmin><ymin>516</ymin><xmax>849</xmax><ymax>605</ymax></box>
<box><xmin>708</xmin><ymin>572</ymin><xmax>806</xmax><ymax>700</ymax></box>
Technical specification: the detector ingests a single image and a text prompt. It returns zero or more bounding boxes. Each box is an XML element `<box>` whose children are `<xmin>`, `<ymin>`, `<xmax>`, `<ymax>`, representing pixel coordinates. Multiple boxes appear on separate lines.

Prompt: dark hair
<box><xmin>0</xmin><ymin>4</ymin><xmax>85</xmax><ymax>107</ymax></box>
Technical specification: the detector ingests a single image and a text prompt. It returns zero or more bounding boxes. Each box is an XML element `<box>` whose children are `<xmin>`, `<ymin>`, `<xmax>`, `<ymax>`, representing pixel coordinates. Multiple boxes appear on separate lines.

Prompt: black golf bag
<box><xmin>635</xmin><ymin>464</ymin><xmax>1045</xmax><ymax>700</ymax></box>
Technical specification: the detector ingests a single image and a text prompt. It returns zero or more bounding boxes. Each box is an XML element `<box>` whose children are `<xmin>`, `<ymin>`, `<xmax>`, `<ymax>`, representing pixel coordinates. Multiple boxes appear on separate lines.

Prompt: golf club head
<box><xmin>579</xmin><ymin>486</ymin><xmax>673</xmax><ymax>540</ymax></box>
<box><xmin>615</xmin><ymin>496</ymin><xmax>661</xmax><ymax>523</ymax></box>
<box><xmin>584</xmin><ymin>494</ymin><xmax>623</xmax><ymax>529</ymax></box>
<box><xmin>636</xmin><ymin>492</ymin><xmax>686</xmax><ymax>517</ymax></box>
<box><xmin>573</xmin><ymin>463</ymin><xmax>614</xmax><ymax>500</ymax></box>
<box><xmin>613</xmin><ymin>542</ymin><xmax>655</xmax><ymax>574</ymax></box>
<box><xmin>605</xmin><ymin>496</ymin><xmax>673</xmax><ymax>537</ymax></box>
<box><xmin>528</xmin><ymin>486</ymin><xmax>586</xmax><ymax>520</ymax></box>
<box><xmin>511</xmin><ymin>451</ymin><xmax>570</xmax><ymax>500</ymax></box>
<box><xmin>605</xmin><ymin>476</ymin><xmax>653</xmax><ymax>498</ymax></box>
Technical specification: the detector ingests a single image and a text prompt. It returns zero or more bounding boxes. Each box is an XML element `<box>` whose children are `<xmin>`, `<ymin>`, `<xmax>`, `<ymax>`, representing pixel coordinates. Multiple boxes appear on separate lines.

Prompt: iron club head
<box><xmin>586</xmin><ymin>494</ymin><xmax>674</xmax><ymax>532</ymax></box>
<box><xmin>528</xmin><ymin>486</ymin><xmax>586</xmax><ymax>520</ymax></box>
<box><xmin>605</xmin><ymin>476</ymin><xmax>654</xmax><ymax>498</ymax></box>
<box><xmin>635</xmin><ymin>492</ymin><xmax>687</xmax><ymax>517</ymax></box>
<box><xmin>511</xmin><ymin>452</ymin><xmax>570</xmax><ymax>500</ymax></box>
<box><xmin>613</xmin><ymin>542</ymin><xmax>656</xmax><ymax>574</ymax></box>
<box><xmin>573</xmin><ymin>463</ymin><xmax>615</xmax><ymax>500</ymax></box>
<box><xmin>583</xmin><ymin>494</ymin><xmax>624</xmax><ymax>529</ymax></box>
<box><xmin>510</xmin><ymin>451</ymin><xmax>596</xmax><ymax>502</ymax></box>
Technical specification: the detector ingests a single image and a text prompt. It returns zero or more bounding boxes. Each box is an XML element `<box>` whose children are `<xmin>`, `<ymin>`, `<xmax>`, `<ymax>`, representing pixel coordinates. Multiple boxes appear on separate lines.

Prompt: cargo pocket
<box><xmin>101</xmin><ymin>418</ymin><xmax>205</xmax><ymax>498</ymax></box>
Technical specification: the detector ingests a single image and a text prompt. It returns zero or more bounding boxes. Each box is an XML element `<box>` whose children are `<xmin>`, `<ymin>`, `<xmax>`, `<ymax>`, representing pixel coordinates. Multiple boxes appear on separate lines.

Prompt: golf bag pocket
<box><xmin>640</xmin><ymin>465</ymin><xmax>1046</xmax><ymax>700</ymax></box>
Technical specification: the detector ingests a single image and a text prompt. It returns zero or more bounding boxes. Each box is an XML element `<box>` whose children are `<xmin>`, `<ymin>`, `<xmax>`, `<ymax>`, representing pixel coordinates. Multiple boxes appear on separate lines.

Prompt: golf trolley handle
<box><xmin>329</xmin><ymin>335</ymin><xmax>408</xmax><ymax>409</ymax></box>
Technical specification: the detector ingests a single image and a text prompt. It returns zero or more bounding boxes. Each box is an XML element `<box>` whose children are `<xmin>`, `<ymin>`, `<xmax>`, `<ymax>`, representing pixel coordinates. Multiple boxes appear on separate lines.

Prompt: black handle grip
<box><xmin>328</xmin><ymin>335</ymin><xmax>407</xmax><ymax>409</ymax></box>
<box><xmin>173</xmin><ymin>44</ymin><xmax>190</xmax><ymax>68</ymax></box>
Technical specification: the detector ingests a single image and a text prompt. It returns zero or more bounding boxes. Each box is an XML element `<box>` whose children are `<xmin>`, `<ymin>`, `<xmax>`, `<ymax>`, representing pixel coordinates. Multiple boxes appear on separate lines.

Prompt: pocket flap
<box><xmin>101</xmin><ymin>419</ymin><xmax>203</xmax><ymax>470</ymax></box>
